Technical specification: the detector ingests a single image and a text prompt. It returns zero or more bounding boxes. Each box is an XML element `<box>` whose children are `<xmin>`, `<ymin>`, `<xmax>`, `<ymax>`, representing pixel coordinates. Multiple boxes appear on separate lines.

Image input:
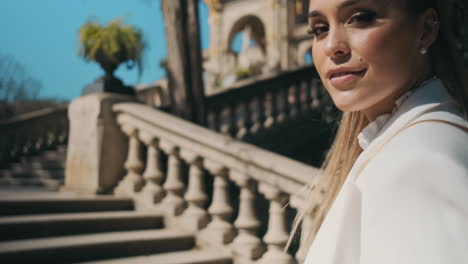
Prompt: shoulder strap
<box><xmin>355</xmin><ymin>119</ymin><xmax>468</xmax><ymax>178</ymax></box>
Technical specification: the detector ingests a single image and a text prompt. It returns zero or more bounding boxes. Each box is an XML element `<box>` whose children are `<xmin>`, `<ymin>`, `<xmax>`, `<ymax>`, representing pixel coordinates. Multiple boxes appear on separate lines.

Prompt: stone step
<box><xmin>13</xmin><ymin>159</ymin><xmax>65</xmax><ymax>170</ymax></box>
<box><xmin>0</xmin><ymin>211</ymin><xmax>164</xmax><ymax>241</ymax></box>
<box><xmin>8</xmin><ymin>168</ymin><xmax>64</xmax><ymax>179</ymax></box>
<box><xmin>0</xmin><ymin>229</ymin><xmax>195</xmax><ymax>263</ymax></box>
<box><xmin>0</xmin><ymin>176</ymin><xmax>62</xmax><ymax>191</ymax></box>
<box><xmin>0</xmin><ymin>197</ymin><xmax>133</xmax><ymax>216</ymax></box>
<box><xmin>82</xmin><ymin>249</ymin><xmax>232</xmax><ymax>264</ymax></box>
<box><xmin>20</xmin><ymin>150</ymin><xmax>66</xmax><ymax>164</ymax></box>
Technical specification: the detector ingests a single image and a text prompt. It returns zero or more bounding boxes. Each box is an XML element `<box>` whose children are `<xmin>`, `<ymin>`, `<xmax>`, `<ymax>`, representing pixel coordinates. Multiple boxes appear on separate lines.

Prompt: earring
<box><xmin>420</xmin><ymin>48</ymin><xmax>428</xmax><ymax>54</ymax></box>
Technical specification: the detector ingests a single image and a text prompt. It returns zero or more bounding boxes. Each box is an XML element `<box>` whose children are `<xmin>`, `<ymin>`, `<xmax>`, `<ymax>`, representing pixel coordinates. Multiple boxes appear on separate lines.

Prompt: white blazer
<box><xmin>304</xmin><ymin>79</ymin><xmax>468</xmax><ymax>264</ymax></box>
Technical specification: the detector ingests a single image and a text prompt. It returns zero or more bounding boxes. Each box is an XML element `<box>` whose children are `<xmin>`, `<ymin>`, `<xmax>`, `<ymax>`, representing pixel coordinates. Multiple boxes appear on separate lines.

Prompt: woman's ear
<box><xmin>418</xmin><ymin>8</ymin><xmax>440</xmax><ymax>53</ymax></box>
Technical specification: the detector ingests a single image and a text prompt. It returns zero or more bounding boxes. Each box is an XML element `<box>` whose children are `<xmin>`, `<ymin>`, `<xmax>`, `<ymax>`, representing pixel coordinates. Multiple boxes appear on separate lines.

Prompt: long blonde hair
<box><xmin>288</xmin><ymin>0</ymin><xmax>468</xmax><ymax>252</ymax></box>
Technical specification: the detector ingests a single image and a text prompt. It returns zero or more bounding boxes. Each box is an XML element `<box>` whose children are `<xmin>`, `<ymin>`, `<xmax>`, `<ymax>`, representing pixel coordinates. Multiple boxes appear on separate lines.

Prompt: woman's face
<box><xmin>309</xmin><ymin>0</ymin><xmax>431</xmax><ymax>119</ymax></box>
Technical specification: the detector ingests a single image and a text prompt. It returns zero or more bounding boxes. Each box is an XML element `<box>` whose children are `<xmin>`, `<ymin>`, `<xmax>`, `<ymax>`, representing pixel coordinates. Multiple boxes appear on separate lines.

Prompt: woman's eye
<box><xmin>307</xmin><ymin>25</ymin><xmax>329</xmax><ymax>38</ymax></box>
<box><xmin>348</xmin><ymin>11</ymin><xmax>376</xmax><ymax>24</ymax></box>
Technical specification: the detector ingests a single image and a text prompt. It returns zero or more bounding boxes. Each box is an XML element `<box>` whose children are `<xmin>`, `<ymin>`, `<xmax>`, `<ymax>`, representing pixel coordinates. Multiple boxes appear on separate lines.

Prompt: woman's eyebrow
<box><xmin>309</xmin><ymin>0</ymin><xmax>362</xmax><ymax>18</ymax></box>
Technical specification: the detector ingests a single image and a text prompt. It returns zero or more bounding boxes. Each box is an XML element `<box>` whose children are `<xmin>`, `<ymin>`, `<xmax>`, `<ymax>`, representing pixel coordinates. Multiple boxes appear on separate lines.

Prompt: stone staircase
<box><xmin>0</xmin><ymin>194</ymin><xmax>232</xmax><ymax>263</ymax></box>
<box><xmin>0</xmin><ymin>145</ymin><xmax>67</xmax><ymax>190</ymax></box>
<box><xmin>0</xmin><ymin>145</ymin><xmax>232</xmax><ymax>263</ymax></box>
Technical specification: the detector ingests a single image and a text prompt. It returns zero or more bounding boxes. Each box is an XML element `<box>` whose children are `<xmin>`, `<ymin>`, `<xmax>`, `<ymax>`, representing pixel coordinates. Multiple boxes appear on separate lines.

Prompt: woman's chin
<box><xmin>330</xmin><ymin>94</ymin><xmax>364</xmax><ymax>113</ymax></box>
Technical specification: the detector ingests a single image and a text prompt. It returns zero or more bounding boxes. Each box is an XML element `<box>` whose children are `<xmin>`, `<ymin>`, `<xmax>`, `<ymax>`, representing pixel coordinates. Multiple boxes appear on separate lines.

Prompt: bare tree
<box><xmin>0</xmin><ymin>55</ymin><xmax>42</xmax><ymax>103</ymax></box>
<box><xmin>0</xmin><ymin>55</ymin><xmax>45</xmax><ymax>120</ymax></box>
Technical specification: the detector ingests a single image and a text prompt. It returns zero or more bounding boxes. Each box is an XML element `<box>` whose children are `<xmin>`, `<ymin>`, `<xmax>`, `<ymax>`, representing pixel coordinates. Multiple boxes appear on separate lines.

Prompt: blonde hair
<box><xmin>287</xmin><ymin>111</ymin><xmax>367</xmax><ymax>250</ymax></box>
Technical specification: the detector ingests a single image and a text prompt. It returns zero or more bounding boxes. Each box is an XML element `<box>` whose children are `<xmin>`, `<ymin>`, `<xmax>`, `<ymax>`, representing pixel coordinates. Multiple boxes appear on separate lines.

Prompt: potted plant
<box><xmin>78</xmin><ymin>18</ymin><xmax>146</xmax><ymax>95</ymax></box>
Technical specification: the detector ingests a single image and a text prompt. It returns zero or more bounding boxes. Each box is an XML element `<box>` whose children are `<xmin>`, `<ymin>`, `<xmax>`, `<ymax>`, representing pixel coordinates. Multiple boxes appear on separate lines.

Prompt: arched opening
<box><xmin>224</xmin><ymin>15</ymin><xmax>266</xmax><ymax>84</ymax></box>
<box><xmin>227</xmin><ymin>15</ymin><xmax>266</xmax><ymax>54</ymax></box>
<box><xmin>304</xmin><ymin>50</ymin><xmax>313</xmax><ymax>65</ymax></box>
<box><xmin>231</xmin><ymin>31</ymin><xmax>258</xmax><ymax>54</ymax></box>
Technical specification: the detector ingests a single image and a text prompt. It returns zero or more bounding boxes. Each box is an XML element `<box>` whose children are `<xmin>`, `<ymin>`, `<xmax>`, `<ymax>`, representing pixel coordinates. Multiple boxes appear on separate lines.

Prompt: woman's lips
<box><xmin>329</xmin><ymin>69</ymin><xmax>367</xmax><ymax>88</ymax></box>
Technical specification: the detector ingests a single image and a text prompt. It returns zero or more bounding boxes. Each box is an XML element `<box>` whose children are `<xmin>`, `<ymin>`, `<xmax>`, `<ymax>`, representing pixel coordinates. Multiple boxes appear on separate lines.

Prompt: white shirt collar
<box><xmin>357</xmin><ymin>77</ymin><xmax>443</xmax><ymax>150</ymax></box>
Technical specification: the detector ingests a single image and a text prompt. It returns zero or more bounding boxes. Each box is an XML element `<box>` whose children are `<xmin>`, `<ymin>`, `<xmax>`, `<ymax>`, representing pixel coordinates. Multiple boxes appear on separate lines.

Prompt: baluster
<box><xmin>229</xmin><ymin>103</ymin><xmax>240</xmax><ymax>137</ymax></box>
<box><xmin>180</xmin><ymin>150</ymin><xmax>208</xmax><ymax>231</ymax></box>
<box><xmin>292</xmin><ymin>82</ymin><xmax>302</xmax><ymax>117</ymax></box>
<box><xmin>114</xmin><ymin>126</ymin><xmax>144</xmax><ymax>197</ymax></box>
<box><xmin>258</xmin><ymin>183</ymin><xmax>293</xmax><ymax>264</ymax></box>
<box><xmin>220</xmin><ymin>104</ymin><xmax>239</xmax><ymax>137</ymax></box>
<box><xmin>300</xmin><ymin>80</ymin><xmax>310</xmax><ymax>112</ymax></box>
<box><xmin>207</xmin><ymin>104</ymin><xmax>222</xmax><ymax>132</ymax></box>
<box><xmin>231</xmin><ymin>171</ymin><xmax>264</xmax><ymax>261</ymax></box>
<box><xmin>236</xmin><ymin>100</ymin><xmax>253</xmax><ymax>139</ymax></box>
<box><xmin>201</xmin><ymin>160</ymin><xmax>235</xmax><ymax>245</ymax></box>
<box><xmin>160</xmin><ymin>141</ymin><xmax>186</xmax><ymax>216</ymax></box>
<box><xmin>265</xmin><ymin>90</ymin><xmax>279</xmax><ymax>128</ymax></box>
<box><xmin>296</xmin><ymin>213</ymin><xmax>315</xmax><ymax>263</ymax></box>
<box><xmin>304</xmin><ymin>79</ymin><xmax>313</xmax><ymax>111</ymax></box>
<box><xmin>250</xmin><ymin>95</ymin><xmax>266</xmax><ymax>134</ymax></box>
<box><xmin>290</xmin><ymin>194</ymin><xmax>318</xmax><ymax>263</ymax></box>
<box><xmin>311</xmin><ymin>79</ymin><xmax>321</xmax><ymax>109</ymax></box>
<box><xmin>137</xmin><ymin>132</ymin><xmax>165</xmax><ymax>208</ymax></box>
<box><xmin>278</xmin><ymin>87</ymin><xmax>290</xmax><ymax>123</ymax></box>
<box><xmin>213</xmin><ymin>106</ymin><xmax>222</xmax><ymax>132</ymax></box>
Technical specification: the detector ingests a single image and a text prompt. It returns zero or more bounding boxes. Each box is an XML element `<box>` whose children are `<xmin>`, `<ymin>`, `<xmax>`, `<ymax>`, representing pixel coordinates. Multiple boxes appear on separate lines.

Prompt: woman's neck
<box><xmin>363</xmin><ymin>67</ymin><xmax>434</xmax><ymax>122</ymax></box>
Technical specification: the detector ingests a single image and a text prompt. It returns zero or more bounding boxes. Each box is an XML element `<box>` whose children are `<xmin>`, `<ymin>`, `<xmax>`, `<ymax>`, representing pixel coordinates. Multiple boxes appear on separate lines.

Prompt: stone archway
<box><xmin>297</xmin><ymin>40</ymin><xmax>313</xmax><ymax>66</ymax></box>
<box><xmin>226</xmin><ymin>15</ymin><xmax>267</xmax><ymax>55</ymax></box>
<box><xmin>220</xmin><ymin>14</ymin><xmax>268</xmax><ymax>85</ymax></box>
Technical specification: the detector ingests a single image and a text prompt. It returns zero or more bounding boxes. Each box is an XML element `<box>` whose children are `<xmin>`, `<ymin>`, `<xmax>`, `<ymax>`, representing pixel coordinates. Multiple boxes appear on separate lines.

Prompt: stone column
<box><xmin>290</xmin><ymin>194</ymin><xmax>318</xmax><ymax>263</ymax></box>
<box><xmin>63</xmin><ymin>93</ymin><xmax>137</xmax><ymax>194</ymax></box>
<box><xmin>114</xmin><ymin>126</ymin><xmax>144</xmax><ymax>197</ymax></box>
<box><xmin>161</xmin><ymin>0</ymin><xmax>206</xmax><ymax>123</ymax></box>
<box><xmin>231</xmin><ymin>171</ymin><xmax>264</xmax><ymax>261</ymax></box>
<box><xmin>160</xmin><ymin>141</ymin><xmax>186</xmax><ymax>216</ymax></box>
<box><xmin>200</xmin><ymin>160</ymin><xmax>235</xmax><ymax>245</ymax></box>
<box><xmin>180</xmin><ymin>150</ymin><xmax>209</xmax><ymax>231</ymax></box>
<box><xmin>203</xmin><ymin>0</ymin><xmax>224</xmax><ymax>88</ymax></box>
<box><xmin>258</xmin><ymin>183</ymin><xmax>293</xmax><ymax>264</ymax></box>
<box><xmin>136</xmin><ymin>132</ymin><xmax>165</xmax><ymax>209</ymax></box>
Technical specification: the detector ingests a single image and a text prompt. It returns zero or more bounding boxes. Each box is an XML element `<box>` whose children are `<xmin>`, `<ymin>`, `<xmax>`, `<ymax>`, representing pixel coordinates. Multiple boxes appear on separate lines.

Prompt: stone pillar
<box><xmin>231</xmin><ymin>171</ymin><xmax>264</xmax><ymax>261</ymax></box>
<box><xmin>200</xmin><ymin>160</ymin><xmax>235</xmax><ymax>245</ymax></box>
<box><xmin>63</xmin><ymin>93</ymin><xmax>137</xmax><ymax>194</ymax></box>
<box><xmin>160</xmin><ymin>141</ymin><xmax>186</xmax><ymax>216</ymax></box>
<box><xmin>258</xmin><ymin>183</ymin><xmax>293</xmax><ymax>264</ymax></box>
<box><xmin>290</xmin><ymin>194</ymin><xmax>318</xmax><ymax>263</ymax></box>
<box><xmin>180</xmin><ymin>150</ymin><xmax>209</xmax><ymax>231</ymax></box>
<box><xmin>296</xmin><ymin>213</ymin><xmax>315</xmax><ymax>263</ymax></box>
<box><xmin>161</xmin><ymin>0</ymin><xmax>206</xmax><ymax>124</ymax></box>
<box><xmin>136</xmin><ymin>133</ymin><xmax>165</xmax><ymax>208</ymax></box>
<box><xmin>114</xmin><ymin>126</ymin><xmax>145</xmax><ymax>197</ymax></box>
<box><xmin>203</xmin><ymin>0</ymin><xmax>224</xmax><ymax>84</ymax></box>
<box><xmin>266</xmin><ymin>0</ymin><xmax>281</xmax><ymax>72</ymax></box>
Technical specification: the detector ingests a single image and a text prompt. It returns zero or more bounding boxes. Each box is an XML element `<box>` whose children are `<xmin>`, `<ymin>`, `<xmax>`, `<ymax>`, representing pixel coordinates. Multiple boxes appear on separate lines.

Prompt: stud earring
<box><xmin>420</xmin><ymin>48</ymin><xmax>428</xmax><ymax>54</ymax></box>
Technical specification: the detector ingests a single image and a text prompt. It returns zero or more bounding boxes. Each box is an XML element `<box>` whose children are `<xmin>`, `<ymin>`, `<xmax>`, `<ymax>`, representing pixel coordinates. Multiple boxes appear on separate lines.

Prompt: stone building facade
<box><xmin>202</xmin><ymin>0</ymin><xmax>313</xmax><ymax>93</ymax></box>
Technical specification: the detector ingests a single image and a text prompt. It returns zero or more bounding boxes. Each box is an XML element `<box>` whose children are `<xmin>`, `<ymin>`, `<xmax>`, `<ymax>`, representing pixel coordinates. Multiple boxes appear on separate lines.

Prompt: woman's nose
<box><xmin>324</xmin><ymin>27</ymin><xmax>351</xmax><ymax>61</ymax></box>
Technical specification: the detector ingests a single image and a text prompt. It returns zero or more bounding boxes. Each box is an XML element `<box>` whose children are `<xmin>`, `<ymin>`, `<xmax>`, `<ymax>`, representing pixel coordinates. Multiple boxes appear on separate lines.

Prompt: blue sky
<box><xmin>1</xmin><ymin>0</ymin><xmax>211</xmax><ymax>100</ymax></box>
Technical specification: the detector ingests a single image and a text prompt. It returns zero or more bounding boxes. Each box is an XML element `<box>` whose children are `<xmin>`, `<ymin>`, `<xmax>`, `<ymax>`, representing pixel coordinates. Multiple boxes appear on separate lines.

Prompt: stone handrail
<box><xmin>205</xmin><ymin>65</ymin><xmax>327</xmax><ymax>140</ymax></box>
<box><xmin>0</xmin><ymin>104</ymin><xmax>68</xmax><ymax>167</ymax></box>
<box><xmin>112</xmin><ymin>102</ymin><xmax>322</xmax><ymax>263</ymax></box>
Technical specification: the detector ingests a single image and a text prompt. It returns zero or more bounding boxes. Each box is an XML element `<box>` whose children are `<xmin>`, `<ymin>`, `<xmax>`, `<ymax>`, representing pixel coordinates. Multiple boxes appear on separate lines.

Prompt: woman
<box><xmin>292</xmin><ymin>0</ymin><xmax>468</xmax><ymax>263</ymax></box>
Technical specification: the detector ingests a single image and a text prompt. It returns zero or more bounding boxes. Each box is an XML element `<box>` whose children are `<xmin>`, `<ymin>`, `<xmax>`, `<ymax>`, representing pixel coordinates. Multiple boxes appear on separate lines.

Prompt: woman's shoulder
<box><xmin>395</xmin><ymin>107</ymin><xmax>467</xmax><ymax>156</ymax></box>
<box><xmin>358</xmin><ymin>107</ymin><xmax>468</xmax><ymax>192</ymax></box>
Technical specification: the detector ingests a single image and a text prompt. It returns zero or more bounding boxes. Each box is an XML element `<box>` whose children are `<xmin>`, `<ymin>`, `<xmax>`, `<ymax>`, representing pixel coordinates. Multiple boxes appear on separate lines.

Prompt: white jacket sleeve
<box><xmin>359</xmin><ymin>150</ymin><xmax>468</xmax><ymax>264</ymax></box>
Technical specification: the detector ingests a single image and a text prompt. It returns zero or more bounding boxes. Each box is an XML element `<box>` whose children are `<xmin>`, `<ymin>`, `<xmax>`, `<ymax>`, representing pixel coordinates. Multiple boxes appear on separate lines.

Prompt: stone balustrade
<box><xmin>205</xmin><ymin>65</ymin><xmax>327</xmax><ymax>140</ymax></box>
<box><xmin>112</xmin><ymin>102</ymin><xmax>322</xmax><ymax>263</ymax></box>
<box><xmin>0</xmin><ymin>104</ymin><xmax>68</xmax><ymax>167</ymax></box>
